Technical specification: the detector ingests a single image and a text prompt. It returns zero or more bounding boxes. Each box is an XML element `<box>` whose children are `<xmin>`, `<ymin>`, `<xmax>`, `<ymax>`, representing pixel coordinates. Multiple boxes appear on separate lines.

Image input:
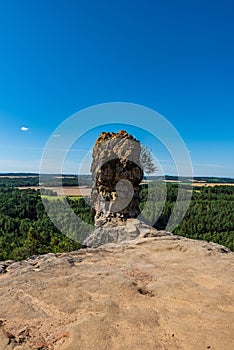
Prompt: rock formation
<box><xmin>91</xmin><ymin>130</ymin><xmax>143</xmax><ymax>226</ymax></box>
<box><xmin>0</xmin><ymin>236</ymin><xmax>233</xmax><ymax>350</ymax></box>
<box><xmin>83</xmin><ymin>130</ymin><xmax>169</xmax><ymax>247</ymax></box>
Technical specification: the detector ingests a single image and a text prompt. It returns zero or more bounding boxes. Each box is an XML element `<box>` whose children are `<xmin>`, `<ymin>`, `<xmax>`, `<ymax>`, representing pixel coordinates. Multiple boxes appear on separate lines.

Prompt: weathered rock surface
<box><xmin>0</xmin><ymin>235</ymin><xmax>233</xmax><ymax>350</ymax></box>
<box><xmin>84</xmin><ymin>130</ymin><xmax>160</xmax><ymax>247</ymax></box>
<box><xmin>90</xmin><ymin>130</ymin><xmax>143</xmax><ymax>227</ymax></box>
<box><xmin>84</xmin><ymin>218</ymin><xmax>172</xmax><ymax>247</ymax></box>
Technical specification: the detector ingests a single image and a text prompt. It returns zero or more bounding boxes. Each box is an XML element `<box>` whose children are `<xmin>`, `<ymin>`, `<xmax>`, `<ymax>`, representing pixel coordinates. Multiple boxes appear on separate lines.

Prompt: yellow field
<box><xmin>18</xmin><ymin>186</ymin><xmax>92</xmax><ymax>196</ymax></box>
<box><xmin>191</xmin><ymin>183</ymin><xmax>234</xmax><ymax>187</ymax></box>
<box><xmin>17</xmin><ymin>182</ymin><xmax>234</xmax><ymax>197</ymax></box>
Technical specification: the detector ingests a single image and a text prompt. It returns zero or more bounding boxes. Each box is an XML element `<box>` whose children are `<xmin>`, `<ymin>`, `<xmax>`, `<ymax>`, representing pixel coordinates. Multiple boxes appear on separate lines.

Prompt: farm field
<box><xmin>16</xmin><ymin>182</ymin><xmax>234</xmax><ymax>197</ymax></box>
<box><xmin>191</xmin><ymin>182</ymin><xmax>234</xmax><ymax>187</ymax></box>
<box><xmin>18</xmin><ymin>186</ymin><xmax>92</xmax><ymax>196</ymax></box>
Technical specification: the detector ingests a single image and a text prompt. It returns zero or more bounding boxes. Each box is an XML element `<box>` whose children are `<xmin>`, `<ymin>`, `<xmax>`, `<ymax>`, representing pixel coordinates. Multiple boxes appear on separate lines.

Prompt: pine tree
<box><xmin>140</xmin><ymin>144</ymin><xmax>157</xmax><ymax>175</ymax></box>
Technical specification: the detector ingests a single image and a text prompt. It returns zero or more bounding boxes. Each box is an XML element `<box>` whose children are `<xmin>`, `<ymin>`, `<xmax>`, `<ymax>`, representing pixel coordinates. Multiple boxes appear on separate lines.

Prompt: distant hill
<box><xmin>0</xmin><ymin>173</ymin><xmax>234</xmax><ymax>186</ymax></box>
<box><xmin>0</xmin><ymin>174</ymin><xmax>92</xmax><ymax>187</ymax></box>
<box><xmin>146</xmin><ymin>175</ymin><xmax>234</xmax><ymax>183</ymax></box>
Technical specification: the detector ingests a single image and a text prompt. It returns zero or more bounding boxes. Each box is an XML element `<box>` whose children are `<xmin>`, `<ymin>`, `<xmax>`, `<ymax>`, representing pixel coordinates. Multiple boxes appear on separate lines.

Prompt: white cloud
<box><xmin>21</xmin><ymin>126</ymin><xmax>29</xmax><ymax>131</ymax></box>
<box><xmin>53</xmin><ymin>134</ymin><xmax>60</xmax><ymax>138</ymax></box>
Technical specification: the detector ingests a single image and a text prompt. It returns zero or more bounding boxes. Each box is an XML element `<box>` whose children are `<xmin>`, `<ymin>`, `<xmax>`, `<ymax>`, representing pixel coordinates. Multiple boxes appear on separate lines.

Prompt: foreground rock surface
<box><xmin>0</xmin><ymin>236</ymin><xmax>233</xmax><ymax>350</ymax></box>
<box><xmin>83</xmin><ymin>218</ymin><xmax>172</xmax><ymax>247</ymax></box>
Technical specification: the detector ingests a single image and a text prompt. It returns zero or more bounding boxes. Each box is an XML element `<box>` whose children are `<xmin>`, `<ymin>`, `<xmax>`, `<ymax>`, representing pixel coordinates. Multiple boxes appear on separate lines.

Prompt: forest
<box><xmin>0</xmin><ymin>188</ymin><xmax>88</xmax><ymax>261</ymax></box>
<box><xmin>1</xmin><ymin>173</ymin><xmax>234</xmax><ymax>188</ymax></box>
<box><xmin>140</xmin><ymin>184</ymin><xmax>234</xmax><ymax>250</ymax></box>
<box><xmin>0</xmin><ymin>174</ymin><xmax>92</xmax><ymax>187</ymax></box>
<box><xmin>0</xmin><ymin>183</ymin><xmax>233</xmax><ymax>261</ymax></box>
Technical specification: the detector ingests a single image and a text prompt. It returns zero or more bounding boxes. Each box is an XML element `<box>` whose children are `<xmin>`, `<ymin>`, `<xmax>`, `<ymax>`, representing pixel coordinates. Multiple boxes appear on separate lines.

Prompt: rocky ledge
<box><xmin>83</xmin><ymin>218</ymin><xmax>172</xmax><ymax>247</ymax></box>
<box><xmin>0</xmin><ymin>234</ymin><xmax>233</xmax><ymax>350</ymax></box>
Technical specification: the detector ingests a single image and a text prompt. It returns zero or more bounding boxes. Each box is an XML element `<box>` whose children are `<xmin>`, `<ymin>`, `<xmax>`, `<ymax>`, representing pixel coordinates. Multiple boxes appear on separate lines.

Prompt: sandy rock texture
<box><xmin>0</xmin><ymin>235</ymin><xmax>233</xmax><ymax>350</ymax></box>
<box><xmin>90</xmin><ymin>130</ymin><xmax>143</xmax><ymax>228</ymax></box>
<box><xmin>83</xmin><ymin>218</ymin><xmax>172</xmax><ymax>247</ymax></box>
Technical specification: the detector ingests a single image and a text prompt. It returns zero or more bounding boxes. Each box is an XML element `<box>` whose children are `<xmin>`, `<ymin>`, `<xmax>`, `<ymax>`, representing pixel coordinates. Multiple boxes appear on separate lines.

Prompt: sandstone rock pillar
<box><xmin>90</xmin><ymin>130</ymin><xmax>143</xmax><ymax>227</ymax></box>
<box><xmin>83</xmin><ymin>130</ymin><xmax>171</xmax><ymax>247</ymax></box>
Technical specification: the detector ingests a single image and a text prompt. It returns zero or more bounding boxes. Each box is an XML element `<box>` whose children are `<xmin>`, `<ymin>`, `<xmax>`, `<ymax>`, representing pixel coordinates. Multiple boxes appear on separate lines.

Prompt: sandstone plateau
<box><xmin>0</xmin><ymin>234</ymin><xmax>233</xmax><ymax>350</ymax></box>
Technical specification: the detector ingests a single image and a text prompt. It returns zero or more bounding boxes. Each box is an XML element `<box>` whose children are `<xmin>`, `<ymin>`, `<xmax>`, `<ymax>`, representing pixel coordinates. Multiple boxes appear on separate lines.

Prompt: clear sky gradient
<box><xmin>0</xmin><ymin>0</ymin><xmax>233</xmax><ymax>176</ymax></box>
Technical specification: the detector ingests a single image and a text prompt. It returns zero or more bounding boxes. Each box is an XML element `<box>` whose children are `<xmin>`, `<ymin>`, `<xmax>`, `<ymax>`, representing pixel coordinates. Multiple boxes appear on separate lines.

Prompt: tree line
<box><xmin>0</xmin><ymin>187</ymin><xmax>91</xmax><ymax>261</ymax></box>
<box><xmin>140</xmin><ymin>184</ymin><xmax>234</xmax><ymax>250</ymax></box>
<box><xmin>0</xmin><ymin>183</ymin><xmax>233</xmax><ymax>261</ymax></box>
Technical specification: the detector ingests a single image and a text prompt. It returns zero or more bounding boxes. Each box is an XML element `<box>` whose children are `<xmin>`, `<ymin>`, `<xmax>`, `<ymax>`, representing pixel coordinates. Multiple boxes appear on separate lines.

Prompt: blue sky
<box><xmin>0</xmin><ymin>0</ymin><xmax>233</xmax><ymax>176</ymax></box>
